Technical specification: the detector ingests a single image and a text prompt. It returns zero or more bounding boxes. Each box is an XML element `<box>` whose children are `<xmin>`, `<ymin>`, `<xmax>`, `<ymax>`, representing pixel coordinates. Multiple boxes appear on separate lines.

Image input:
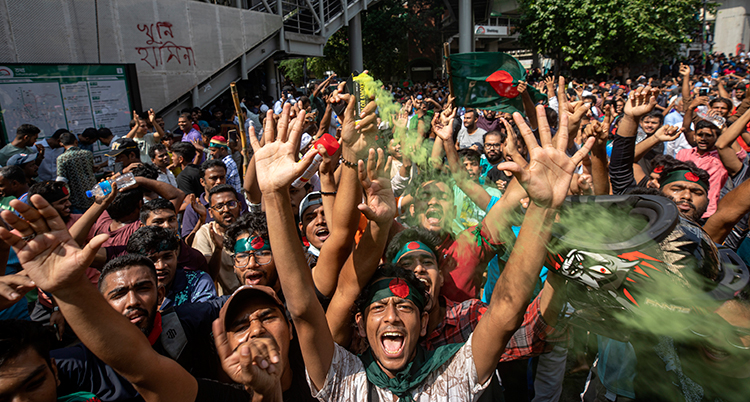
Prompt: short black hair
<box><xmin>464</xmin><ymin>108</ymin><xmax>476</xmax><ymax>117</ymax></box>
<box><xmin>107</xmin><ymin>187</ymin><xmax>144</xmax><ymax>221</ymax></box>
<box><xmin>59</xmin><ymin>132</ymin><xmax>77</xmax><ymax>146</ymax></box>
<box><xmin>126</xmin><ymin>225</ymin><xmax>179</xmax><ymax>256</ymax></box>
<box><xmin>140</xmin><ymin>198</ymin><xmax>176</xmax><ymax>225</ymax></box>
<box><xmin>130</xmin><ymin>163</ymin><xmax>159</xmax><ymax>180</ymax></box>
<box><xmin>457</xmin><ymin>148</ymin><xmax>481</xmax><ymax>164</ymax></box>
<box><xmin>709</xmin><ymin>97</ymin><xmax>733</xmax><ymax>111</ymax></box>
<box><xmin>208</xmin><ymin>183</ymin><xmax>237</xmax><ymax>207</ymax></box>
<box><xmin>695</xmin><ymin>120</ymin><xmax>721</xmax><ymax>136</ymax></box>
<box><xmin>98</xmin><ymin>254</ymin><xmax>157</xmax><ymax>292</ymax></box>
<box><xmin>97</xmin><ymin>127</ymin><xmax>113</xmax><ymax>139</ymax></box>
<box><xmin>80</xmin><ymin>127</ymin><xmax>98</xmax><ymax>140</ymax></box>
<box><xmin>51</xmin><ymin>129</ymin><xmax>68</xmax><ymax>141</ymax></box>
<box><xmin>202</xmin><ymin>127</ymin><xmax>217</xmax><ymax>140</ymax></box>
<box><xmin>483</xmin><ymin>130</ymin><xmax>507</xmax><ymax>144</ymax></box>
<box><xmin>16</xmin><ymin>124</ymin><xmax>40</xmax><ymax>139</ymax></box>
<box><xmin>224</xmin><ymin>211</ymin><xmax>268</xmax><ymax>250</ymax></box>
<box><xmin>0</xmin><ymin>165</ymin><xmax>26</xmax><ymax>184</ymax></box>
<box><xmin>0</xmin><ymin>320</ymin><xmax>52</xmax><ymax>369</ymax></box>
<box><xmin>643</xmin><ymin>110</ymin><xmax>664</xmax><ymax>125</ymax></box>
<box><xmin>354</xmin><ymin>264</ymin><xmax>428</xmax><ymax>315</ymax></box>
<box><xmin>171</xmin><ymin>142</ymin><xmax>196</xmax><ymax>163</ymax></box>
<box><xmin>200</xmin><ymin>159</ymin><xmax>226</xmax><ymax>178</ymax></box>
<box><xmin>148</xmin><ymin>143</ymin><xmax>168</xmax><ymax>160</ymax></box>
<box><xmin>384</xmin><ymin>227</ymin><xmax>442</xmax><ymax>263</ymax></box>
<box><xmin>28</xmin><ymin>181</ymin><xmax>68</xmax><ymax>203</ymax></box>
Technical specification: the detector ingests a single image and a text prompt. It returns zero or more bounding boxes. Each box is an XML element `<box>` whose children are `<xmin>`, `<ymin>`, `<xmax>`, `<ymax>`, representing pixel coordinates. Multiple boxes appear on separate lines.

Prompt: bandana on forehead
<box><xmin>391</xmin><ymin>241</ymin><xmax>435</xmax><ymax>264</ymax></box>
<box><xmin>364</xmin><ymin>277</ymin><xmax>426</xmax><ymax>312</ymax></box>
<box><xmin>234</xmin><ymin>235</ymin><xmax>271</xmax><ymax>253</ymax></box>
<box><xmin>46</xmin><ymin>184</ymin><xmax>70</xmax><ymax>203</ymax></box>
<box><xmin>660</xmin><ymin>169</ymin><xmax>709</xmax><ymax>192</ymax></box>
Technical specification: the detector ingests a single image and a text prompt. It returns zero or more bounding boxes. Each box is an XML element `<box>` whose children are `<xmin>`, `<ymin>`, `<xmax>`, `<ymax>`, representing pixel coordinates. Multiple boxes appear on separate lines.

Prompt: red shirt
<box><xmin>422</xmin><ymin>294</ymin><xmax>556</xmax><ymax>362</ymax></box>
<box><xmin>90</xmin><ymin>211</ymin><xmax>140</xmax><ymax>247</ymax></box>
<box><xmin>436</xmin><ymin>223</ymin><xmax>504</xmax><ymax>301</ymax></box>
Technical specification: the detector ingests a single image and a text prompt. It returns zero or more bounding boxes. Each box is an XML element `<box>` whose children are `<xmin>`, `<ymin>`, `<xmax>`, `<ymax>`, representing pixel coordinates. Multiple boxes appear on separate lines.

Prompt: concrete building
<box><xmin>713</xmin><ymin>0</ymin><xmax>750</xmax><ymax>55</ymax></box>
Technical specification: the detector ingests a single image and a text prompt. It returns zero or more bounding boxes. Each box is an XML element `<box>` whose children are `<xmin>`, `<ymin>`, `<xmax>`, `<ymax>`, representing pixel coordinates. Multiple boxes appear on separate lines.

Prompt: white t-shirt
<box><xmin>307</xmin><ymin>333</ymin><xmax>490</xmax><ymax>402</ymax></box>
<box><xmin>134</xmin><ymin>133</ymin><xmax>158</xmax><ymax>164</ymax></box>
<box><xmin>456</xmin><ymin>126</ymin><xmax>487</xmax><ymax>149</ymax></box>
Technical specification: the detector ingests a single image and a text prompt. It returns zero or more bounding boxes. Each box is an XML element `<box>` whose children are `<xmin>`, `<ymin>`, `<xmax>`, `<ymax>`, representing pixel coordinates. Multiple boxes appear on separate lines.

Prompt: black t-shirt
<box><xmin>177</xmin><ymin>164</ymin><xmax>203</xmax><ymax>198</ymax></box>
<box><xmin>486</xmin><ymin>165</ymin><xmax>512</xmax><ymax>186</ymax></box>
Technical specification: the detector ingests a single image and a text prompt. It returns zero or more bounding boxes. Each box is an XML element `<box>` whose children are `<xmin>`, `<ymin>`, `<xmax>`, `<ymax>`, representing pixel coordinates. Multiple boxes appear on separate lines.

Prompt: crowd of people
<box><xmin>1</xmin><ymin>55</ymin><xmax>750</xmax><ymax>402</ymax></box>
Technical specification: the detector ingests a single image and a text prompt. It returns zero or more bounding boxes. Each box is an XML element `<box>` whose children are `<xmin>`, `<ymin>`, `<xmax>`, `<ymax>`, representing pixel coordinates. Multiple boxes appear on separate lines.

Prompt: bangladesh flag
<box><xmin>448</xmin><ymin>52</ymin><xmax>547</xmax><ymax>116</ymax></box>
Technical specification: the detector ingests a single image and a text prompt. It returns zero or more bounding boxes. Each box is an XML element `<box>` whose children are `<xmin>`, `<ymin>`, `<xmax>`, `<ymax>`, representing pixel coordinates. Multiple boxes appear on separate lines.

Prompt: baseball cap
<box><xmin>7</xmin><ymin>153</ymin><xmax>37</xmax><ymax>166</ymax></box>
<box><xmin>106</xmin><ymin>138</ymin><xmax>139</xmax><ymax>157</ymax></box>
<box><xmin>299</xmin><ymin>191</ymin><xmax>322</xmax><ymax>219</ymax></box>
<box><xmin>219</xmin><ymin>285</ymin><xmax>286</xmax><ymax>331</ymax></box>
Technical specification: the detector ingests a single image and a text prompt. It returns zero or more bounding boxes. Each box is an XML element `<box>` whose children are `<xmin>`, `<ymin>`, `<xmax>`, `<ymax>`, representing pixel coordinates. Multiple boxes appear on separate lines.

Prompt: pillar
<box><xmin>241</xmin><ymin>53</ymin><xmax>248</xmax><ymax>80</ymax></box>
<box><xmin>266</xmin><ymin>58</ymin><xmax>278</xmax><ymax>100</ymax></box>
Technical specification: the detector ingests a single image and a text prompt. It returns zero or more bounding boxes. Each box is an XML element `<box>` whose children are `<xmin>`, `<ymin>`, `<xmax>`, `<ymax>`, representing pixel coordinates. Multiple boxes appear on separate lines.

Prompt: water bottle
<box><xmin>695</xmin><ymin>105</ymin><xmax>726</xmax><ymax>128</ymax></box>
<box><xmin>86</xmin><ymin>173</ymin><xmax>136</xmax><ymax>198</ymax></box>
<box><xmin>292</xmin><ymin>134</ymin><xmax>340</xmax><ymax>188</ymax></box>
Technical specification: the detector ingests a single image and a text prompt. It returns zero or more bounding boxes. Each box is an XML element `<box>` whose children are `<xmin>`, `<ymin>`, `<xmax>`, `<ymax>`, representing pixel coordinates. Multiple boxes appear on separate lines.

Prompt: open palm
<box><xmin>358</xmin><ymin>148</ymin><xmax>396</xmax><ymax>224</ymax></box>
<box><xmin>250</xmin><ymin>103</ymin><xmax>318</xmax><ymax>194</ymax></box>
<box><xmin>0</xmin><ymin>196</ymin><xmax>108</xmax><ymax>293</ymax></box>
<box><xmin>496</xmin><ymin>108</ymin><xmax>594</xmax><ymax>209</ymax></box>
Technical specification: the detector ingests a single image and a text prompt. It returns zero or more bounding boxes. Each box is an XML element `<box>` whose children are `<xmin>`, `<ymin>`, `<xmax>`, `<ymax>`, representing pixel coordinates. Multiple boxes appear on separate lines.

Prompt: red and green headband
<box><xmin>391</xmin><ymin>240</ymin><xmax>436</xmax><ymax>264</ymax></box>
<box><xmin>660</xmin><ymin>169</ymin><xmax>709</xmax><ymax>192</ymax></box>
<box><xmin>234</xmin><ymin>235</ymin><xmax>271</xmax><ymax>253</ymax></box>
<box><xmin>364</xmin><ymin>277</ymin><xmax>426</xmax><ymax>311</ymax></box>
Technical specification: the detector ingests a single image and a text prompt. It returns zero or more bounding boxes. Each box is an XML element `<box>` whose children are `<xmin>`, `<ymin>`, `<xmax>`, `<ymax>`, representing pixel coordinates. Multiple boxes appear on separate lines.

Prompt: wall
<box><xmin>713</xmin><ymin>0</ymin><xmax>750</xmax><ymax>55</ymax></box>
<box><xmin>0</xmin><ymin>0</ymin><xmax>282</xmax><ymax>111</ymax></box>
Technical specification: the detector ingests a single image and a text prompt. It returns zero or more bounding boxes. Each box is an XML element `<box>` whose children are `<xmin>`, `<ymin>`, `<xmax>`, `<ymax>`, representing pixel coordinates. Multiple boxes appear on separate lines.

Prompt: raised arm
<box><xmin>249</xmin><ymin>103</ymin><xmax>334</xmax><ymax>390</ymax></box>
<box><xmin>326</xmin><ymin>148</ymin><xmax>396</xmax><ymax>346</ymax></box>
<box><xmin>633</xmin><ymin>125</ymin><xmax>682</xmax><ymax>162</ymax></box>
<box><xmin>518</xmin><ymin>81</ymin><xmax>538</xmax><ymax>130</ymax></box>
<box><xmin>584</xmin><ymin>120</ymin><xmax>611</xmax><ymax>195</ymax></box>
<box><xmin>313</xmin><ymin>95</ymin><xmax>379</xmax><ymax>297</ymax></box>
<box><xmin>0</xmin><ymin>197</ymin><xmax>198</xmax><ymax>402</ymax></box>
<box><xmin>69</xmin><ymin>181</ymin><xmax>119</xmax><ymax>246</ymax></box>
<box><xmin>148</xmin><ymin>109</ymin><xmax>164</xmax><ymax>142</ymax></box>
<box><xmin>704</xmin><ymin>177</ymin><xmax>750</xmax><ymax>243</ymax></box>
<box><xmin>714</xmin><ymin>107</ymin><xmax>750</xmax><ymax>177</ymax></box>
<box><xmin>472</xmin><ymin>106</ymin><xmax>595</xmax><ymax>384</ymax></box>
<box><xmin>133</xmin><ymin>175</ymin><xmax>185</xmax><ymax>212</ymax></box>
<box><xmin>680</xmin><ymin>64</ymin><xmax>691</xmax><ymax>104</ymax></box>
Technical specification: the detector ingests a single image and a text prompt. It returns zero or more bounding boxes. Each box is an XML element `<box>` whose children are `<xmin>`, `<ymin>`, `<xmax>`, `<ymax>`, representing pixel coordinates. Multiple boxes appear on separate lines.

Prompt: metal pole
<box><xmin>348</xmin><ymin>13</ymin><xmax>364</xmax><ymax>73</ymax></box>
<box><xmin>458</xmin><ymin>0</ymin><xmax>472</xmax><ymax>53</ymax></box>
<box><xmin>702</xmin><ymin>0</ymin><xmax>707</xmax><ymax>71</ymax></box>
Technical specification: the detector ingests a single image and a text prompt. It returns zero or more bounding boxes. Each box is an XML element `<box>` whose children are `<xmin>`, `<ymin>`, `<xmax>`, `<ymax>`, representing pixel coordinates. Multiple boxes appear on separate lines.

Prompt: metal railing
<box><xmin>247</xmin><ymin>0</ymin><xmax>345</xmax><ymax>35</ymax></box>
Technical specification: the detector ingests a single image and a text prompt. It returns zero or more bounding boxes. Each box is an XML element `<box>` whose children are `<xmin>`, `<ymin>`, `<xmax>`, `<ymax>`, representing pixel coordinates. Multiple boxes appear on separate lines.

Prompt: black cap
<box><xmin>106</xmin><ymin>138</ymin><xmax>139</xmax><ymax>157</ymax></box>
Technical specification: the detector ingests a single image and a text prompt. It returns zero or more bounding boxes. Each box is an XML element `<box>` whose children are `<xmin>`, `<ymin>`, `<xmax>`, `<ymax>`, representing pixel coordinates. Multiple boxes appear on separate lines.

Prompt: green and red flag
<box><xmin>448</xmin><ymin>52</ymin><xmax>546</xmax><ymax>116</ymax></box>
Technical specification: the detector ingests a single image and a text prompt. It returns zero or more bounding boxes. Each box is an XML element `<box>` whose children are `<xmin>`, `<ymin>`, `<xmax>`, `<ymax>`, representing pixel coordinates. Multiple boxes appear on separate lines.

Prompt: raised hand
<box><xmin>357</xmin><ymin>148</ymin><xmax>396</xmax><ymax>224</ymax></box>
<box><xmin>517</xmin><ymin>81</ymin><xmax>528</xmax><ymax>94</ymax></box>
<box><xmin>339</xmin><ymin>94</ymin><xmax>379</xmax><ymax>159</ymax></box>
<box><xmin>584</xmin><ymin>120</ymin><xmax>608</xmax><ymax>147</ymax></box>
<box><xmin>249</xmin><ymin>103</ymin><xmax>318</xmax><ymax>195</ymax></box>
<box><xmin>496</xmin><ymin>106</ymin><xmax>595</xmax><ymax>209</ymax></box>
<box><xmin>623</xmin><ymin>86</ymin><xmax>659</xmax><ymax>119</ymax></box>
<box><xmin>0</xmin><ymin>196</ymin><xmax>109</xmax><ymax>293</ymax></box>
<box><xmin>433</xmin><ymin>107</ymin><xmax>457</xmax><ymax>141</ymax></box>
<box><xmin>679</xmin><ymin>63</ymin><xmax>691</xmax><ymax>77</ymax></box>
<box><xmin>213</xmin><ymin>320</ymin><xmax>283</xmax><ymax>398</ymax></box>
<box><xmin>653</xmin><ymin>125</ymin><xmax>682</xmax><ymax>142</ymax></box>
<box><xmin>148</xmin><ymin>108</ymin><xmax>157</xmax><ymax>124</ymax></box>
<box><xmin>0</xmin><ymin>271</ymin><xmax>35</xmax><ymax>311</ymax></box>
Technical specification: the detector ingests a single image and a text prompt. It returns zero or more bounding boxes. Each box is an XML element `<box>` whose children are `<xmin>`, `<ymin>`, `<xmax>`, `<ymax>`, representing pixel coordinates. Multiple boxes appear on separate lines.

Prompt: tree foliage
<box><xmin>518</xmin><ymin>0</ymin><xmax>715</xmax><ymax>73</ymax></box>
<box><xmin>279</xmin><ymin>0</ymin><xmax>444</xmax><ymax>85</ymax></box>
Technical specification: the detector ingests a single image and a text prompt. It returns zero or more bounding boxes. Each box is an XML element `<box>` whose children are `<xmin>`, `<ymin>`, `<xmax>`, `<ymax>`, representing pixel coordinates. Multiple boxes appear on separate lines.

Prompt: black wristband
<box><xmin>320</xmin><ymin>191</ymin><xmax>337</xmax><ymax>196</ymax></box>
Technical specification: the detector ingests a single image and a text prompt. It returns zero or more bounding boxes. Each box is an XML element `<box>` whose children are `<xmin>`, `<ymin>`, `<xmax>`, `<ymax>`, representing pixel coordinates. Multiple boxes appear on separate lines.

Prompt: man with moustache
<box><xmin>192</xmin><ymin>184</ymin><xmax>243</xmax><ymax>294</ymax></box>
<box><xmin>223</xmin><ymin>212</ymin><xmax>280</xmax><ymax>293</ymax></box>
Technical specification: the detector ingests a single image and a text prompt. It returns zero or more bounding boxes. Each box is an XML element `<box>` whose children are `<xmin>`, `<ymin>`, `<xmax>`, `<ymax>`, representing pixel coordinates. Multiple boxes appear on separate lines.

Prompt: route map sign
<box><xmin>0</xmin><ymin>64</ymin><xmax>141</xmax><ymax>164</ymax></box>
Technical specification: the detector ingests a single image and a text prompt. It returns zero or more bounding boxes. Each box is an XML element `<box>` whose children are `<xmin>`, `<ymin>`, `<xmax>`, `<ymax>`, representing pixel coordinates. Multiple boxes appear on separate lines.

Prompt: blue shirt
<box><xmin>161</xmin><ymin>269</ymin><xmax>217</xmax><ymax>310</ymax></box>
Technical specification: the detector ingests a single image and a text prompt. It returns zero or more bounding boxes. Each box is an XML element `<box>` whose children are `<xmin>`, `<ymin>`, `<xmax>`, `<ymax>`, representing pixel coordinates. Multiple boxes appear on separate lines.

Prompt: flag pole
<box><xmin>230</xmin><ymin>82</ymin><xmax>249</xmax><ymax>172</ymax></box>
<box><xmin>444</xmin><ymin>42</ymin><xmax>454</xmax><ymax>98</ymax></box>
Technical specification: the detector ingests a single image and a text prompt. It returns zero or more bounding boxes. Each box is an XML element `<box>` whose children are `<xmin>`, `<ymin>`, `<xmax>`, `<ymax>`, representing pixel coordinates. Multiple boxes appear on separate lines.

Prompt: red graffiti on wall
<box><xmin>737</xmin><ymin>43</ymin><xmax>746</xmax><ymax>55</ymax></box>
<box><xmin>135</xmin><ymin>22</ymin><xmax>195</xmax><ymax>69</ymax></box>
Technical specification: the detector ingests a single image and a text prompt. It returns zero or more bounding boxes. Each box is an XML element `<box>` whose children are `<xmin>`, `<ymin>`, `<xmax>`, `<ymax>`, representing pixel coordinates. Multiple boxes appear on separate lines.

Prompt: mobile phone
<box><xmin>699</xmin><ymin>87</ymin><xmax>709</xmax><ymax>96</ymax></box>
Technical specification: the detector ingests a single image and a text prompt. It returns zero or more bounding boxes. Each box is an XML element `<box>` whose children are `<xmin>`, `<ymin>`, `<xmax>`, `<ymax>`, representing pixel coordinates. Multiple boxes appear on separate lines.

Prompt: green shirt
<box><xmin>0</xmin><ymin>144</ymin><xmax>33</xmax><ymax>166</ymax></box>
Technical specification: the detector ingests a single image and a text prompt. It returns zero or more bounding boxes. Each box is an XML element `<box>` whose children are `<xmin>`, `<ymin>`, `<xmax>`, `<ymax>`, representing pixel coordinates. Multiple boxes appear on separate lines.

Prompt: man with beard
<box><xmin>193</xmin><ymin>184</ymin><xmax>242</xmax><ymax>295</ymax></box>
<box><xmin>456</xmin><ymin>109</ymin><xmax>487</xmax><ymax>149</ymax></box>
<box><xmin>477</xmin><ymin>109</ymin><xmax>500</xmax><ymax>132</ymax></box>
<box><xmin>126</xmin><ymin>226</ymin><xmax>216</xmax><ymax>309</ymax></box>
<box><xmin>676</xmin><ymin>120</ymin><xmax>745</xmax><ymax>218</ymax></box>
<box><xmin>657</xmin><ymin>162</ymin><xmax>711</xmax><ymax>223</ymax></box>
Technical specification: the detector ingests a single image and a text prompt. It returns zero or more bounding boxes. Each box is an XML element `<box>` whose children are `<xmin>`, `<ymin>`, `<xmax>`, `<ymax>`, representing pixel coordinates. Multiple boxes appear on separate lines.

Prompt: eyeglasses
<box><xmin>210</xmin><ymin>200</ymin><xmax>239</xmax><ymax>211</ymax></box>
<box><xmin>484</xmin><ymin>143</ymin><xmax>502</xmax><ymax>149</ymax></box>
<box><xmin>233</xmin><ymin>250</ymin><xmax>273</xmax><ymax>267</ymax></box>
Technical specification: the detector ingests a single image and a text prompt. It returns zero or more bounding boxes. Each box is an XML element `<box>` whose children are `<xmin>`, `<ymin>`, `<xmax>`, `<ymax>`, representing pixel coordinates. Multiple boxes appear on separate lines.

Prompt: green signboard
<box><xmin>0</xmin><ymin>64</ymin><xmax>140</xmax><ymax>166</ymax></box>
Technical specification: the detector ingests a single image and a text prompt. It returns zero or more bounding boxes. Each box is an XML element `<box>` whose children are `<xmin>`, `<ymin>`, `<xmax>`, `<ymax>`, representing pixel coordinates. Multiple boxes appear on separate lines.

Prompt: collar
<box><xmin>307</xmin><ymin>244</ymin><xmax>320</xmax><ymax>257</ymax></box>
<box><xmin>147</xmin><ymin>311</ymin><xmax>163</xmax><ymax>346</ymax></box>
